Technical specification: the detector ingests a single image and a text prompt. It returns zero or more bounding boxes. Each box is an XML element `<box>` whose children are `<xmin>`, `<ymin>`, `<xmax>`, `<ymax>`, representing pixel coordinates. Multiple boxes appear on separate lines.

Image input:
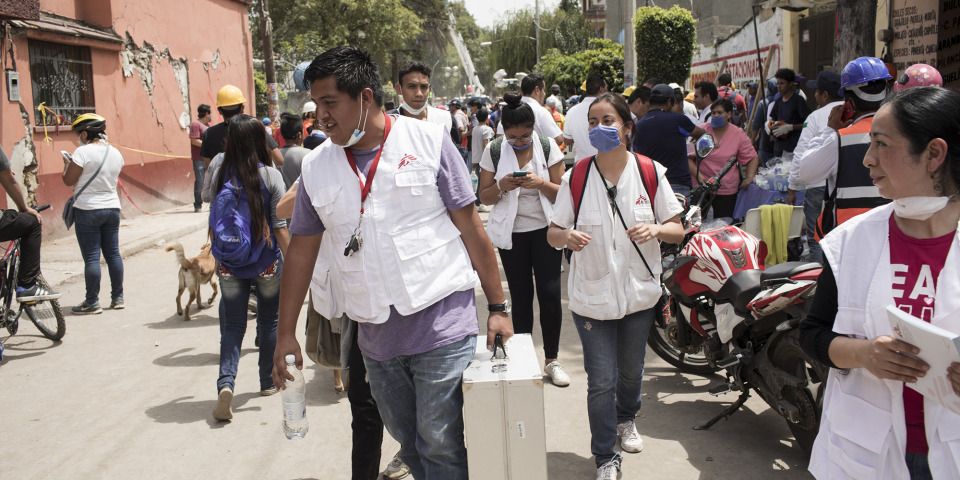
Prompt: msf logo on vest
<box><xmin>398</xmin><ymin>153</ymin><xmax>425</xmax><ymax>169</ymax></box>
<box><xmin>635</xmin><ymin>195</ymin><xmax>649</xmax><ymax>206</ymax></box>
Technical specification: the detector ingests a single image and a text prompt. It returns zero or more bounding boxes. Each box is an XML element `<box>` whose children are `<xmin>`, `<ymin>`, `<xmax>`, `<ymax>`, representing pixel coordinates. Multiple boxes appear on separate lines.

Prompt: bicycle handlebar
<box><xmin>36</xmin><ymin>204</ymin><xmax>50</xmax><ymax>212</ymax></box>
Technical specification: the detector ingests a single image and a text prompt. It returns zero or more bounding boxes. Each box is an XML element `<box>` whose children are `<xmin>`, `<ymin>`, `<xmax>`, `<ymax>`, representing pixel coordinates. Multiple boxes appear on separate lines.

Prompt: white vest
<box><xmin>310</xmin><ymin>236</ymin><xmax>344</xmax><ymax>320</ymax></box>
<box><xmin>567</xmin><ymin>161</ymin><xmax>666</xmax><ymax>320</ymax></box>
<box><xmin>300</xmin><ymin>116</ymin><xmax>480</xmax><ymax>324</ymax></box>
<box><xmin>485</xmin><ymin>137</ymin><xmax>556</xmax><ymax>249</ymax></box>
<box><xmin>811</xmin><ymin>203</ymin><xmax>960</xmax><ymax>480</ymax></box>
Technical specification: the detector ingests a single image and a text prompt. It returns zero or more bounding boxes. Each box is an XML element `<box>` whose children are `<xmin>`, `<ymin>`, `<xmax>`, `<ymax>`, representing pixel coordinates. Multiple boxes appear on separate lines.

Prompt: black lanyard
<box><xmin>590</xmin><ymin>157</ymin><xmax>656</xmax><ymax>277</ymax></box>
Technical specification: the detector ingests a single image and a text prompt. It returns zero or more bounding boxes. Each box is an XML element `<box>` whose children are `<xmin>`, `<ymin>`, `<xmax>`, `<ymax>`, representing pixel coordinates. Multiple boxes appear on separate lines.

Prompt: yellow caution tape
<box><xmin>110</xmin><ymin>144</ymin><xmax>190</xmax><ymax>159</ymax></box>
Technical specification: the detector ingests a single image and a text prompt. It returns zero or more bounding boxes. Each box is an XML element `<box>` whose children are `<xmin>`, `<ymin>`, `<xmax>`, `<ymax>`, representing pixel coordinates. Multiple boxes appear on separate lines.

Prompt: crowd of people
<box><xmin>157</xmin><ymin>45</ymin><xmax>960</xmax><ymax>480</ymax></box>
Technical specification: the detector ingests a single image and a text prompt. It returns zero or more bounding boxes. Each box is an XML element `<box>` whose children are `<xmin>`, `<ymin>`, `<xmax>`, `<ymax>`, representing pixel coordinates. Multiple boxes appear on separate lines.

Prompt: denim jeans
<box><xmin>573</xmin><ymin>309</ymin><xmax>655</xmax><ymax>467</ymax></box>
<box><xmin>363</xmin><ymin>335</ymin><xmax>475</xmax><ymax>480</ymax></box>
<box><xmin>217</xmin><ymin>259</ymin><xmax>281</xmax><ymax>392</ymax></box>
<box><xmin>74</xmin><ymin>208</ymin><xmax>123</xmax><ymax>304</ymax></box>
<box><xmin>192</xmin><ymin>159</ymin><xmax>205</xmax><ymax>209</ymax></box>
<box><xmin>906</xmin><ymin>453</ymin><xmax>932</xmax><ymax>480</ymax></box>
<box><xmin>670</xmin><ymin>183</ymin><xmax>691</xmax><ymax>201</ymax></box>
<box><xmin>803</xmin><ymin>186</ymin><xmax>825</xmax><ymax>264</ymax></box>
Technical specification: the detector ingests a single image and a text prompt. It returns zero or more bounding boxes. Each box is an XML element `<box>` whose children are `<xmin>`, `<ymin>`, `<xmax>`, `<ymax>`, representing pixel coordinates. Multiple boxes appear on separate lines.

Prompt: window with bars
<box><xmin>28</xmin><ymin>40</ymin><xmax>95</xmax><ymax>126</ymax></box>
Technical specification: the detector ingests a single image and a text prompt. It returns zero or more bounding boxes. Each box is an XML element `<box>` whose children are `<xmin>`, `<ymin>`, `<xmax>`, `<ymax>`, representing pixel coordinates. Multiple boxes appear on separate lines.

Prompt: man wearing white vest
<box><xmin>273</xmin><ymin>46</ymin><xmax>513</xmax><ymax>479</ymax></box>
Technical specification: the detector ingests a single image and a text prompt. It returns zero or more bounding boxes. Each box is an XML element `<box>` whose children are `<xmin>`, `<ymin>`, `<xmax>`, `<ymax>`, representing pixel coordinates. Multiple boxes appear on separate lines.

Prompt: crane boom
<box><xmin>448</xmin><ymin>9</ymin><xmax>484</xmax><ymax>95</ymax></box>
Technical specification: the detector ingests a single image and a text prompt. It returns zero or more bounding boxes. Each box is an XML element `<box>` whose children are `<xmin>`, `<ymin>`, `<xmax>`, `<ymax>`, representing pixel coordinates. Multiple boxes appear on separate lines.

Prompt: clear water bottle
<box><xmin>470</xmin><ymin>169</ymin><xmax>479</xmax><ymax>192</ymax></box>
<box><xmin>280</xmin><ymin>354</ymin><xmax>308</xmax><ymax>439</ymax></box>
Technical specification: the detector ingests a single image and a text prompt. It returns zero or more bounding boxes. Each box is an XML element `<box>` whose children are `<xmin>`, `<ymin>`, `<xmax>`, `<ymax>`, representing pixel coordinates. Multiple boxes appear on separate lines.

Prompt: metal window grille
<box><xmin>28</xmin><ymin>40</ymin><xmax>95</xmax><ymax>126</ymax></box>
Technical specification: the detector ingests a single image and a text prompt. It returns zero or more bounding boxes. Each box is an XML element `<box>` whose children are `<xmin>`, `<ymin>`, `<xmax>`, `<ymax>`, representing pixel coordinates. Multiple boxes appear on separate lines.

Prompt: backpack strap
<box><xmin>634</xmin><ymin>153</ymin><xmax>659</xmax><ymax>216</ymax></box>
<box><xmin>570</xmin><ymin>156</ymin><xmax>594</xmax><ymax>228</ymax></box>
<box><xmin>489</xmin><ymin>136</ymin><xmax>505</xmax><ymax>170</ymax></box>
<box><xmin>537</xmin><ymin>132</ymin><xmax>551</xmax><ymax>159</ymax></box>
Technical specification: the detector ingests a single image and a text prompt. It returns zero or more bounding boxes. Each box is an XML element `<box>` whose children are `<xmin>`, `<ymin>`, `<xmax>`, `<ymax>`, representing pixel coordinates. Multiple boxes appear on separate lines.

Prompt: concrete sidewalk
<box><xmin>42</xmin><ymin>204</ymin><xmax>209</xmax><ymax>288</ymax></box>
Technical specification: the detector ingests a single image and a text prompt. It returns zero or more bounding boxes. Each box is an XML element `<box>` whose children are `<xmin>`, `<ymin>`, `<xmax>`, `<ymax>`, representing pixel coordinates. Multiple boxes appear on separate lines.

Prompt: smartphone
<box><xmin>512</xmin><ymin>171</ymin><xmax>528</xmax><ymax>177</ymax></box>
<box><xmin>840</xmin><ymin>99</ymin><xmax>855</xmax><ymax>122</ymax></box>
<box><xmin>60</xmin><ymin>151</ymin><xmax>72</xmax><ymax>163</ymax></box>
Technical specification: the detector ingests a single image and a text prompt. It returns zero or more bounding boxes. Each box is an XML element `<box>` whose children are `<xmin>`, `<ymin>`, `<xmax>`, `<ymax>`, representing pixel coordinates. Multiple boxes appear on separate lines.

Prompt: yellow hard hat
<box><xmin>580</xmin><ymin>80</ymin><xmax>587</xmax><ymax>91</ymax></box>
<box><xmin>684</xmin><ymin>91</ymin><xmax>694</xmax><ymax>102</ymax></box>
<box><xmin>216</xmin><ymin>85</ymin><xmax>246</xmax><ymax>107</ymax></box>
<box><xmin>623</xmin><ymin>85</ymin><xmax>637</xmax><ymax>96</ymax></box>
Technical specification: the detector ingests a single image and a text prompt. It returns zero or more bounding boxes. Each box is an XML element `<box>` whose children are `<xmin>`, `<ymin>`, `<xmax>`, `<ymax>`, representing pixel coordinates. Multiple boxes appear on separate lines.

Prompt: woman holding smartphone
<box><xmin>477</xmin><ymin>92</ymin><xmax>568</xmax><ymax>386</ymax></box>
<box><xmin>547</xmin><ymin>93</ymin><xmax>684</xmax><ymax>478</ymax></box>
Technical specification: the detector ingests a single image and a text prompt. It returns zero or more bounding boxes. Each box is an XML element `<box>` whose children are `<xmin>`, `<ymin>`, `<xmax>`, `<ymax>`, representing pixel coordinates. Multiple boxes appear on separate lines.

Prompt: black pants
<box><xmin>497</xmin><ymin>227</ymin><xmax>563</xmax><ymax>359</ymax></box>
<box><xmin>0</xmin><ymin>209</ymin><xmax>41</xmax><ymax>287</ymax></box>
<box><xmin>348</xmin><ymin>323</ymin><xmax>383</xmax><ymax>480</ymax></box>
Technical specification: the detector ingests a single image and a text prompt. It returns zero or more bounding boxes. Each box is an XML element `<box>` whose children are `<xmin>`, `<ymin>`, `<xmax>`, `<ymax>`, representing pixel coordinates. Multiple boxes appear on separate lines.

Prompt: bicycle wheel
<box><xmin>24</xmin><ymin>275</ymin><xmax>65</xmax><ymax>341</ymax></box>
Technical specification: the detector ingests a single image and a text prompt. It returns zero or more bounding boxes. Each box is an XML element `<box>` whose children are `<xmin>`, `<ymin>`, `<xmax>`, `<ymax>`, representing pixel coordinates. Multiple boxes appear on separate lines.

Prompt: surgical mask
<box><xmin>401</xmin><ymin>100</ymin><xmax>427</xmax><ymax>115</ymax></box>
<box><xmin>511</xmin><ymin>140</ymin><xmax>533</xmax><ymax>150</ymax></box>
<box><xmin>589</xmin><ymin>124</ymin><xmax>623</xmax><ymax>153</ymax></box>
<box><xmin>710</xmin><ymin>115</ymin><xmax>727</xmax><ymax>128</ymax></box>
<box><xmin>342</xmin><ymin>96</ymin><xmax>367</xmax><ymax>148</ymax></box>
<box><xmin>893</xmin><ymin>192</ymin><xmax>958</xmax><ymax>220</ymax></box>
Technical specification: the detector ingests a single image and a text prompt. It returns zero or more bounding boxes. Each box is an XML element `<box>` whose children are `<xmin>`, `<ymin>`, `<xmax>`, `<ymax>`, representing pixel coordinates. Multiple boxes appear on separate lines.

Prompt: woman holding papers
<box><xmin>799</xmin><ymin>86</ymin><xmax>960</xmax><ymax>479</ymax></box>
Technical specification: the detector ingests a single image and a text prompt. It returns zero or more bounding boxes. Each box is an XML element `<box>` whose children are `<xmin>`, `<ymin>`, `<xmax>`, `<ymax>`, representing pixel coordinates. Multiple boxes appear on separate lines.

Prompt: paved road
<box><xmin>1</xmin><ymin>227</ymin><xmax>814</xmax><ymax>479</ymax></box>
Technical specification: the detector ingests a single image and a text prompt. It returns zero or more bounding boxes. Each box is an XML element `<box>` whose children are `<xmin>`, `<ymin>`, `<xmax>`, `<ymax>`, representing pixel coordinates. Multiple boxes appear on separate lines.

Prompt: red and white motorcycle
<box><xmin>648</xmin><ymin>135</ymin><xmax>829</xmax><ymax>452</ymax></box>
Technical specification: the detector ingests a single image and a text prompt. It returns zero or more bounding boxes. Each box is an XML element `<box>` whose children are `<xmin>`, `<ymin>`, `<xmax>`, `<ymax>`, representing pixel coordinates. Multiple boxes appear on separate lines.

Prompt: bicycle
<box><xmin>0</xmin><ymin>204</ymin><xmax>66</xmax><ymax>359</ymax></box>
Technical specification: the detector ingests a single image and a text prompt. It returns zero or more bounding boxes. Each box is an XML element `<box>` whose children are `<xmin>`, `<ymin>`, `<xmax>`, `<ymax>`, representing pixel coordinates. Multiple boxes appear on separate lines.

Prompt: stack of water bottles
<box><xmin>281</xmin><ymin>354</ymin><xmax>309</xmax><ymax>439</ymax></box>
<box><xmin>754</xmin><ymin>157</ymin><xmax>790</xmax><ymax>192</ymax></box>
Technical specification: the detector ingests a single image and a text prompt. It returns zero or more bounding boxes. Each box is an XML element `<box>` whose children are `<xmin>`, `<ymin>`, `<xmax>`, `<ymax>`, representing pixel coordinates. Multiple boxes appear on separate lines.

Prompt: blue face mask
<box><xmin>510</xmin><ymin>140</ymin><xmax>533</xmax><ymax>150</ymax></box>
<box><xmin>588</xmin><ymin>124</ymin><xmax>623</xmax><ymax>153</ymax></box>
<box><xmin>710</xmin><ymin>115</ymin><xmax>726</xmax><ymax>128</ymax></box>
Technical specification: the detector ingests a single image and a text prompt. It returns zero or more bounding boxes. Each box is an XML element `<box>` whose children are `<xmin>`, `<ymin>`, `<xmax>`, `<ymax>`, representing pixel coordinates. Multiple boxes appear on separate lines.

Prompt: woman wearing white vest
<box><xmin>547</xmin><ymin>93</ymin><xmax>684</xmax><ymax>479</ymax></box>
<box><xmin>477</xmin><ymin>92</ymin><xmax>568</xmax><ymax>386</ymax></box>
<box><xmin>799</xmin><ymin>87</ymin><xmax>960</xmax><ymax>479</ymax></box>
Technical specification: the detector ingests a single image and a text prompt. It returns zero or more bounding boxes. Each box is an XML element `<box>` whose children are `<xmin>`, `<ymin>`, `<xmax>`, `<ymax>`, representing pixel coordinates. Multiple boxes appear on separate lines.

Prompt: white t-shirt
<box><xmin>70</xmin><ymin>140</ymin><xmax>123</xmax><ymax>210</ymax></box>
<box><xmin>471</xmin><ymin>124</ymin><xmax>493</xmax><ymax>165</ymax></box>
<box><xmin>496</xmin><ymin>96</ymin><xmax>563</xmax><ymax>140</ymax></box>
<box><xmin>562</xmin><ymin>96</ymin><xmax>598</xmax><ymax>160</ymax></box>
<box><xmin>480</xmin><ymin>137</ymin><xmax>564</xmax><ymax>232</ymax></box>
<box><xmin>425</xmin><ymin>106</ymin><xmax>453</xmax><ymax>133</ymax></box>
<box><xmin>683</xmin><ymin>101</ymin><xmax>699</xmax><ymax>120</ymax></box>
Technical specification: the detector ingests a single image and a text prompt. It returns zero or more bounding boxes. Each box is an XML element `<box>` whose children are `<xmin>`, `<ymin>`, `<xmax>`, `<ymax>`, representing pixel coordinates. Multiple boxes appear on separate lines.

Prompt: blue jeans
<box><xmin>363</xmin><ymin>335</ymin><xmax>476</xmax><ymax>480</ymax></box>
<box><xmin>74</xmin><ymin>208</ymin><xmax>123</xmax><ymax>304</ymax></box>
<box><xmin>670</xmin><ymin>183</ymin><xmax>691</xmax><ymax>201</ymax></box>
<box><xmin>574</xmin><ymin>309</ymin><xmax>655</xmax><ymax>467</ymax></box>
<box><xmin>906</xmin><ymin>453</ymin><xmax>932</xmax><ymax>480</ymax></box>
<box><xmin>803</xmin><ymin>186</ymin><xmax>825</xmax><ymax>264</ymax></box>
<box><xmin>192</xmin><ymin>159</ymin><xmax>205</xmax><ymax>209</ymax></box>
<box><xmin>217</xmin><ymin>259</ymin><xmax>281</xmax><ymax>392</ymax></box>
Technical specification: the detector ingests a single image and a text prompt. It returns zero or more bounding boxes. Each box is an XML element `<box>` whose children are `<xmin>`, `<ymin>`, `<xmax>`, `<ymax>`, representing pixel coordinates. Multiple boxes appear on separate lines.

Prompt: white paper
<box><xmin>887</xmin><ymin>305</ymin><xmax>960</xmax><ymax>415</ymax></box>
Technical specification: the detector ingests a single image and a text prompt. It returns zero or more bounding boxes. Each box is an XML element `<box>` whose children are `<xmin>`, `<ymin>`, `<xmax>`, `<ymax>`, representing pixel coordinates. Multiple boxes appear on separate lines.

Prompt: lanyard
<box><xmin>343</xmin><ymin>112</ymin><xmax>391</xmax><ymax>214</ymax></box>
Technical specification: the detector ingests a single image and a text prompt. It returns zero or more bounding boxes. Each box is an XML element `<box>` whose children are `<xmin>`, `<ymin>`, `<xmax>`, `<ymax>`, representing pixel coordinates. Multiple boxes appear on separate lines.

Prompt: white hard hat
<box><xmin>301</xmin><ymin>101</ymin><xmax>317</xmax><ymax>114</ymax></box>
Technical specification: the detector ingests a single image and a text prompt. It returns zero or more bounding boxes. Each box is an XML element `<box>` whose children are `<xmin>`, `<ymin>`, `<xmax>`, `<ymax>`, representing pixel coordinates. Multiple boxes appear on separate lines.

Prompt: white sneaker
<box><xmin>544</xmin><ymin>361</ymin><xmax>570</xmax><ymax>387</ymax></box>
<box><xmin>382</xmin><ymin>453</ymin><xmax>410</xmax><ymax>479</ymax></box>
<box><xmin>596</xmin><ymin>460</ymin><xmax>620</xmax><ymax>480</ymax></box>
<box><xmin>213</xmin><ymin>386</ymin><xmax>233</xmax><ymax>421</ymax></box>
<box><xmin>617</xmin><ymin>420</ymin><xmax>643</xmax><ymax>453</ymax></box>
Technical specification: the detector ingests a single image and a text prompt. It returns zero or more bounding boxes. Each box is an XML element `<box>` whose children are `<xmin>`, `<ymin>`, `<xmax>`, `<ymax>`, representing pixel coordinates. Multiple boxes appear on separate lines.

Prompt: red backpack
<box><xmin>569</xmin><ymin>153</ymin><xmax>659</xmax><ymax>227</ymax></box>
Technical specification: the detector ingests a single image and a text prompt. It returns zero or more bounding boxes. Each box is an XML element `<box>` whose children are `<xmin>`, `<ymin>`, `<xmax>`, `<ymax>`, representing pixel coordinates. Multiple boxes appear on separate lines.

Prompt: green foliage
<box><xmin>540</xmin><ymin>38</ymin><xmax>624</xmax><ymax>96</ymax></box>
<box><xmin>254</xmin><ymin>70</ymin><xmax>268</xmax><ymax>118</ymax></box>
<box><xmin>633</xmin><ymin>5</ymin><xmax>697</xmax><ymax>85</ymax></box>
<box><xmin>485</xmin><ymin>6</ymin><xmax>591</xmax><ymax>84</ymax></box>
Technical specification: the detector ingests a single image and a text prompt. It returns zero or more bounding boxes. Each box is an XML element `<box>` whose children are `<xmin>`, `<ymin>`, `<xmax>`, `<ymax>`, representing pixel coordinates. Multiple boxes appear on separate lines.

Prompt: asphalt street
<box><xmin>1</xmin><ymin>221</ymin><xmax>815</xmax><ymax>479</ymax></box>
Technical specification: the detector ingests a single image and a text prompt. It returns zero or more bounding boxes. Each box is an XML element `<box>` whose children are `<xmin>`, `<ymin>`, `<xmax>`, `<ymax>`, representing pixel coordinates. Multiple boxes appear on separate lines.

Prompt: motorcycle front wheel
<box><xmin>768</xmin><ymin>329</ymin><xmax>827</xmax><ymax>456</ymax></box>
<box><xmin>647</xmin><ymin>312</ymin><xmax>720</xmax><ymax>376</ymax></box>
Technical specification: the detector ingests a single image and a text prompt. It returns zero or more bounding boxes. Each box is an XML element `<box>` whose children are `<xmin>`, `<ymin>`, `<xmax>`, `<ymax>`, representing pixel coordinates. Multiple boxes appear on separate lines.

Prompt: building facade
<box><xmin>0</xmin><ymin>0</ymin><xmax>255</xmax><ymax>238</ymax></box>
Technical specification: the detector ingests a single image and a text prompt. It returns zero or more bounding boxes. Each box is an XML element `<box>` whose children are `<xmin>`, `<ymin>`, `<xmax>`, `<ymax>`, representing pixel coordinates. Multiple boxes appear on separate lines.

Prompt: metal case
<box><xmin>461</xmin><ymin>333</ymin><xmax>547</xmax><ymax>479</ymax></box>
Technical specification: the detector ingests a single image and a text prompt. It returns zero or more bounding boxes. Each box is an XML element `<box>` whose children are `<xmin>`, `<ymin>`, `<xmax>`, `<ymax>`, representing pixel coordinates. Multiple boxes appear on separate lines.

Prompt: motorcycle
<box><xmin>647</xmin><ymin>134</ymin><xmax>829</xmax><ymax>453</ymax></box>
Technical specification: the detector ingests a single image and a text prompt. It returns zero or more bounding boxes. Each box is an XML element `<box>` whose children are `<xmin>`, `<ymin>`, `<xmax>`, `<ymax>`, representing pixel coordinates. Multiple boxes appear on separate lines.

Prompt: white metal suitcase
<box><xmin>461</xmin><ymin>333</ymin><xmax>547</xmax><ymax>479</ymax></box>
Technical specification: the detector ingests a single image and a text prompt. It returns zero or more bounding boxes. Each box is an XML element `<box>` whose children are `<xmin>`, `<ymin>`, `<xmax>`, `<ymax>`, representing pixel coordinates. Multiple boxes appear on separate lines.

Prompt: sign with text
<box><xmin>891</xmin><ymin>0</ymin><xmax>939</xmax><ymax>73</ymax></box>
<box><xmin>940</xmin><ymin>0</ymin><xmax>960</xmax><ymax>88</ymax></box>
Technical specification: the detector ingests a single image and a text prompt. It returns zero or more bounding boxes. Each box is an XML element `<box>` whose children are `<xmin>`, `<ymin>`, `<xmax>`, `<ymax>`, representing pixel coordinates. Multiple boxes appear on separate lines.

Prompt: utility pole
<box><xmin>257</xmin><ymin>0</ymin><xmax>279</xmax><ymax>122</ymax></box>
<box><xmin>623</xmin><ymin>0</ymin><xmax>637</xmax><ymax>87</ymax></box>
<box><xmin>535</xmin><ymin>0</ymin><xmax>540</xmax><ymax>64</ymax></box>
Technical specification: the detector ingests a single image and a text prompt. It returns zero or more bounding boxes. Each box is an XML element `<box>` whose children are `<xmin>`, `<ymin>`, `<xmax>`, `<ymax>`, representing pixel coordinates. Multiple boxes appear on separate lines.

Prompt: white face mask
<box><xmin>401</xmin><ymin>100</ymin><xmax>427</xmax><ymax>116</ymax></box>
<box><xmin>893</xmin><ymin>192</ymin><xmax>958</xmax><ymax>220</ymax></box>
<box><xmin>341</xmin><ymin>96</ymin><xmax>367</xmax><ymax>148</ymax></box>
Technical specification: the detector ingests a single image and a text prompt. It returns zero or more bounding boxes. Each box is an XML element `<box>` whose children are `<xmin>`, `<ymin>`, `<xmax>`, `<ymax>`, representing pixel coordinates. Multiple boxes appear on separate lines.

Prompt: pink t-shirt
<box><xmin>691</xmin><ymin>124</ymin><xmax>757</xmax><ymax>195</ymax></box>
<box><xmin>889</xmin><ymin>214</ymin><xmax>954</xmax><ymax>454</ymax></box>
<box><xmin>188</xmin><ymin>120</ymin><xmax>209</xmax><ymax>162</ymax></box>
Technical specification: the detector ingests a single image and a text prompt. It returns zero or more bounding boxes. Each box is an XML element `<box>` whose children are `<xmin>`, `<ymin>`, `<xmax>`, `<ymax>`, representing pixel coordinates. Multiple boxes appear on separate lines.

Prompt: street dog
<box><xmin>166</xmin><ymin>242</ymin><xmax>218</xmax><ymax>321</ymax></box>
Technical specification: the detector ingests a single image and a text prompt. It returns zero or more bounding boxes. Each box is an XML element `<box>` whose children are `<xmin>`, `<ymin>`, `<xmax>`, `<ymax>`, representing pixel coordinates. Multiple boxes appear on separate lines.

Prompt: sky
<box><xmin>462</xmin><ymin>0</ymin><xmax>563</xmax><ymax>29</ymax></box>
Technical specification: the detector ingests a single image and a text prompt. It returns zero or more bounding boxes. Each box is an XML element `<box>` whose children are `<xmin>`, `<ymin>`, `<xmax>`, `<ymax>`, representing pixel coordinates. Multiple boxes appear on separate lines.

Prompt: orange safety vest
<box><xmin>816</xmin><ymin>114</ymin><xmax>890</xmax><ymax>240</ymax></box>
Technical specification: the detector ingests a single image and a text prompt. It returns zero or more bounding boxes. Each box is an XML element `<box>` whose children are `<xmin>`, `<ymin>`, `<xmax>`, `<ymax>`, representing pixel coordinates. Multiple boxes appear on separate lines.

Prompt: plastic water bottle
<box><xmin>470</xmin><ymin>170</ymin><xmax>479</xmax><ymax>192</ymax></box>
<box><xmin>280</xmin><ymin>354</ymin><xmax>308</xmax><ymax>439</ymax></box>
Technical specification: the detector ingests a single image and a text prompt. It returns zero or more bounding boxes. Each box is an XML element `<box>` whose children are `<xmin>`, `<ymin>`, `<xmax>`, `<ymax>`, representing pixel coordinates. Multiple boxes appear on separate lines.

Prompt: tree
<box><xmin>540</xmin><ymin>38</ymin><xmax>625</xmax><ymax>96</ymax></box>
<box><xmin>633</xmin><ymin>5</ymin><xmax>697</xmax><ymax>85</ymax></box>
<box><xmin>485</xmin><ymin>5</ymin><xmax>591</xmax><ymax>79</ymax></box>
<box><xmin>834</xmin><ymin>0</ymin><xmax>876</xmax><ymax>70</ymax></box>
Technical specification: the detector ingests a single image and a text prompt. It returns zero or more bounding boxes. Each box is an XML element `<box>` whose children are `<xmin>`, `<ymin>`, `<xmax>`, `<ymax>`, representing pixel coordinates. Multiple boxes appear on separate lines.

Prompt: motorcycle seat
<box><xmin>716</xmin><ymin>269</ymin><xmax>763</xmax><ymax>313</ymax></box>
<box><xmin>760</xmin><ymin>262</ymin><xmax>821</xmax><ymax>282</ymax></box>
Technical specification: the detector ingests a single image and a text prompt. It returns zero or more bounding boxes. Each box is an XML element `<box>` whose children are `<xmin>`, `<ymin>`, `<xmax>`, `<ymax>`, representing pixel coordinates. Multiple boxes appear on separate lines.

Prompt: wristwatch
<box><xmin>488</xmin><ymin>299</ymin><xmax>511</xmax><ymax>313</ymax></box>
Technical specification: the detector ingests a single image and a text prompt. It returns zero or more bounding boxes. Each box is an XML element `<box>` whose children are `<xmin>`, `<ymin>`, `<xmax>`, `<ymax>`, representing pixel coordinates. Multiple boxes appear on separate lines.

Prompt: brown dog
<box><xmin>166</xmin><ymin>242</ymin><xmax>218</xmax><ymax>321</ymax></box>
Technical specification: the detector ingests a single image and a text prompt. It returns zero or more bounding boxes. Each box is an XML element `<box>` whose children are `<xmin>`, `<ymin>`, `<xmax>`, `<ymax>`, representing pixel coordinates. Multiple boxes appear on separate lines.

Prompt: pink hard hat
<box><xmin>894</xmin><ymin>63</ymin><xmax>943</xmax><ymax>93</ymax></box>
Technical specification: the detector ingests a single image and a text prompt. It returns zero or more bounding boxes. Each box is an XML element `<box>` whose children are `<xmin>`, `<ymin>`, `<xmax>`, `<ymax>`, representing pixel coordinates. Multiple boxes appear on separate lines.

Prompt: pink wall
<box><xmin>0</xmin><ymin>0</ymin><xmax>254</xmax><ymax>238</ymax></box>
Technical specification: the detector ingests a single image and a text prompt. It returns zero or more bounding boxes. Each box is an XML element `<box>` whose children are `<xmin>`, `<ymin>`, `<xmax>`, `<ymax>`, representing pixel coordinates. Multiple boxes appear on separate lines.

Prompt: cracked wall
<box><xmin>12</xmin><ymin>103</ymin><xmax>38</xmax><ymax>206</ymax></box>
<box><xmin>122</xmin><ymin>33</ymin><xmax>193</xmax><ymax>129</ymax></box>
<box><xmin>158</xmin><ymin>47</ymin><xmax>191</xmax><ymax>129</ymax></box>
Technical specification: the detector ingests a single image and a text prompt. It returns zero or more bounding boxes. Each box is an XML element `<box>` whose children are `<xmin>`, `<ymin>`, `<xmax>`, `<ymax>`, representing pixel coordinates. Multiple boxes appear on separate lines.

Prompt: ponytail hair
<box><xmin>499</xmin><ymin>92</ymin><xmax>535</xmax><ymax>130</ymax></box>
